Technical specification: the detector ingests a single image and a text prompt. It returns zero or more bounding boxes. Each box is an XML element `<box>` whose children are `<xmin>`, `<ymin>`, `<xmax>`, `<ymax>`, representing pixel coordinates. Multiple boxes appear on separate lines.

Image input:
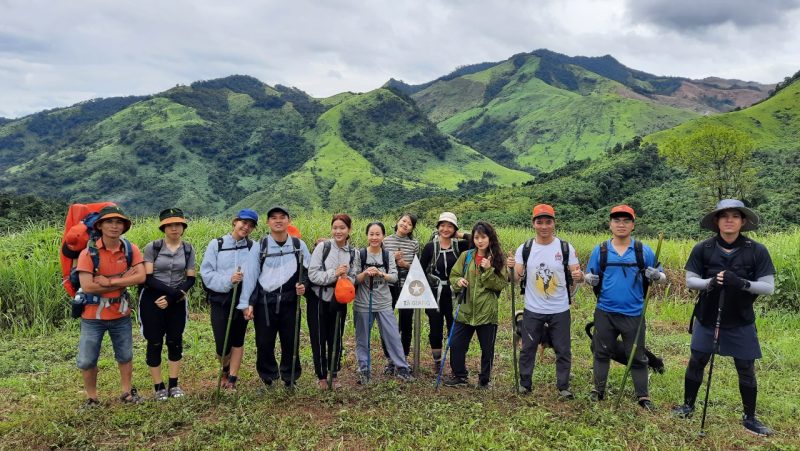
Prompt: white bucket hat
<box><xmin>436</xmin><ymin>212</ymin><xmax>459</xmax><ymax>230</ymax></box>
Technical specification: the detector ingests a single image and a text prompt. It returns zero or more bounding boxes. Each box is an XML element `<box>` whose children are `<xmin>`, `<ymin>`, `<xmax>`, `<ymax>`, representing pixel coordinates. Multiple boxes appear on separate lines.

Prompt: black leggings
<box><xmin>139</xmin><ymin>287</ymin><xmax>187</xmax><ymax>367</ymax></box>
<box><xmin>306</xmin><ymin>290</ymin><xmax>346</xmax><ymax>380</ymax></box>
<box><xmin>686</xmin><ymin>350</ymin><xmax>756</xmax><ymax>387</ymax></box>
<box><xmin>425</xmin><ymin>285</ymin><xmax>454</xmax><ymax>350</ymax></box>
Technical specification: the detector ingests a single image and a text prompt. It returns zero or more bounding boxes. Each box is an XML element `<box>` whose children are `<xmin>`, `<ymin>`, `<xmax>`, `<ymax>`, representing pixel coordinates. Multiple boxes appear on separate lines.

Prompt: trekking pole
<box><xmin>367</xmin><ymin>275</ymin><xmax>374</xmax><ymax>380</ymax></box>
<box><xmin>435</xmin><ymin>289</ymin><xmax>466</xmax><ymax>390</ymax></box>
<box><xmin>328</xmin><ymin>308</ymin><xmax>343</xmax><ymax>391</ymax></box>
<box><xmin>510</xmin><ymin>266</ymin><xmax>520</xmax><ymax>393</ymax></box>
<box><xmin>215</xmin><ymin>266</ymin><xmax>241</xmax><ymax>403</ymax></box>
<box><xmin>290</xmin><ymin>253</ymin><xmax>304</xmax><ymax>390</ymax></box>
<box><xmin>615</xmin><ymin>233</ymin><xmax>663</xmax><ymax>409</ymax></box>
<box><xmin>699</xmin><ymin>290</ymin><xmax>725</xmax><ymax>437</ymax></box>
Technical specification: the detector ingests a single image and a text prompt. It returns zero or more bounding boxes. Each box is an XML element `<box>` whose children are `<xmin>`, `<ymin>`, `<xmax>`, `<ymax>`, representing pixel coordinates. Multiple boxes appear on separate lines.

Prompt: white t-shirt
<box><xmin>515</xmin><ymin>237</ymin><xmax>579</xmax><ymax>314</ymax></box>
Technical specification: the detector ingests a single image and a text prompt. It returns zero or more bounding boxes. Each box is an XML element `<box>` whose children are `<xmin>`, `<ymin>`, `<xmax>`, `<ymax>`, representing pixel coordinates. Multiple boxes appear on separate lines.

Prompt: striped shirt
<box><xmin>382</xmin><ymin>233</ymin><xmax>420</xmax><ymax>285</ymax></box>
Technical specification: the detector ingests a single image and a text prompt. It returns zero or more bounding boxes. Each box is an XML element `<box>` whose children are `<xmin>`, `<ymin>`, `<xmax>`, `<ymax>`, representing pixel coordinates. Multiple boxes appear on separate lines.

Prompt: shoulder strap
<box><xmin>463</xmin><ymin>249</ymin><xmax>474</xmax><ymax>273</ymax></box>
<box><xmin>321</xmin><ymin>241</ymin><xmax>332</xmax><ymax>271</ymax></box>
<box><xmin>246</xmin><ymin>238</ymin><xmax>253</xmax><ymax>251</ymax></box>
<box><xmin>152</xmin><ymin>238</ymin><xmax>164</xmax><ymax>263</ymax></box>
<box><xmin>593</xmin><ymin>241</ymin><xmax>609</xmax><ymax>298</ymax></box>
<box><xmin>360</xmin><ymin>248</ymin><xmax>368</xmax><ymax>272</ymax></box>
<box><xmin>382</xmin><ymin>249</ymin><xmax>390</xmax><ymax>273</ymax></box>
<box><xmin>453</xmin><ymin>239</ymin><xmax>460</xmax><ymax>256</ymax></box>
<box><xmin>429</xmin><ymin>239</ymin><xmax>441</xmax><ymax>275</ymax></box>
<box><xmin>561</xmin><ymin>239</ymin><xmax>573</xmax><ymax>304</ymax></box>
<box><xmin>88</xmin><ymin>245</ymin><xmax>100</xmax><ymax>275</ymax></box>
<box><xmin>259</xmin><ymin>236</ymin><xmax>270</xmax><ymax>267</ymax></box>
<box><xmin>520</xmin><ymin>239</ymin><xmax>533</xmax><ymax>295</ymax></box>
<box><xmin>349</xmin><ymin>247</ymin><xmax>355</xmax><ymax>266</ymax></box>
<box><xmin>700</xmin><ymin>237</ymin><xmax>716</xmax><ymax>276</ymax></box>
<box><xmin>217</xmin><ymin>237</ymin><xmax>224</xmax><ymax>252</ymax></box>
<box><xmin>121</xmin><ymin>238</ymin><xmax>133</xmax><ymax>268</ymax></box>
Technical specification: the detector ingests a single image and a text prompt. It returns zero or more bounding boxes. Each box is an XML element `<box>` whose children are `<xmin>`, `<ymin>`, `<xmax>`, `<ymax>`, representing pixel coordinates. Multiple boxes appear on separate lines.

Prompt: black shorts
<box><xmin>210</xmin><ymin>300</ymin><xmax>247</xmax><ymax>356</ymax></box>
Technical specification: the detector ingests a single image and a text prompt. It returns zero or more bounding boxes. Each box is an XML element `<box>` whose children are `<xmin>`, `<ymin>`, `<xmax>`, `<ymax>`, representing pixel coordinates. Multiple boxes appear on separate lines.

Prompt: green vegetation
<box><xmin>1</xmin><ymin>215</ymin><xmax>799</xmax><ymax>448</ymax></box>
<box><xmin>660</xmin><ymin>125</ymin><xmax>757</xmax><ymax>203</ymax></box>
<box><xmin>0</xmin><ymin>192</ymin><xmax>66</xmax><ymax>232</ymax></box>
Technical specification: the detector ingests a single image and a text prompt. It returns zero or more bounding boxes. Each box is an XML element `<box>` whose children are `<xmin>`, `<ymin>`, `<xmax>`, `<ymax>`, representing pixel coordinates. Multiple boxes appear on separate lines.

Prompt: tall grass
<box><xmin>1</xmin><ymin>214</ymin><xmax>798</xmax><ymax>334</ymax></box>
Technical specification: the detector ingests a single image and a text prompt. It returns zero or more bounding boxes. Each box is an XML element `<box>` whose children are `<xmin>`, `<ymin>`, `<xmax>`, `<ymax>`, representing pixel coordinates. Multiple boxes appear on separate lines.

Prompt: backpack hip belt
<box><xmin>91</xmin><ymin>291</ymin><xmax>130</xmax><ymax>319</ymax></box>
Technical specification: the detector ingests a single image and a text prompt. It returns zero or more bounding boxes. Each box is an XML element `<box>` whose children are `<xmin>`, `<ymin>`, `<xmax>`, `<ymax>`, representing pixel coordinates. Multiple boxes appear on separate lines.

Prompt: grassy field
<box><xmin>1</xmin><ymin>218</ymin><xmax>799</xmax><ymax>449</ymax></box>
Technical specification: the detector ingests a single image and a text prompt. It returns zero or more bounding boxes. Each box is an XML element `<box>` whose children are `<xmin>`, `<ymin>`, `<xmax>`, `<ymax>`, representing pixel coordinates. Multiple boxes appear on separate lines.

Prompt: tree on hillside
<box><xmin>660</xmin><ymin>124</ymin><xmax>756</xmax><ymax>204</ymax></box>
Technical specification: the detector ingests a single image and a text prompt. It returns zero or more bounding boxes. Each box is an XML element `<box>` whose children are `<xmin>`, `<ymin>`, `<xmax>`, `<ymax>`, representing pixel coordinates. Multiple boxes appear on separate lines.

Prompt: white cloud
<box><xmin>0</xmin><ymin>0</ymin><xmax>798</xmax><ymax>118</ymax></box>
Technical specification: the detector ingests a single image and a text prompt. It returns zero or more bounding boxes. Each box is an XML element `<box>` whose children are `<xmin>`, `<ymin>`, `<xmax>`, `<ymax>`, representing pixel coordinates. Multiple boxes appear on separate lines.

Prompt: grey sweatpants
<box><xmin>354</xmin><ymin>310</ymin><xmax>410</xmax><ymax>373</ymax></box>
<box><xmin>519</xmin><ymin>309</ymin><xmax>572</xmax><ymax>391</ymax></box>
<box><xmin>592</xmin><ymin>308</ymin><xmax>649</xmax><ymax>397</ymax></box>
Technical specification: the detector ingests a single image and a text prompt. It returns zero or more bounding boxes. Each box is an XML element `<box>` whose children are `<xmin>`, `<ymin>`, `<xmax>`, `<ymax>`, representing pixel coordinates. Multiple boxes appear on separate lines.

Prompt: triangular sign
<box><xmin>396</xmin><ymin>256</ymin><xmax>438</xmax><ymax>309</ymax></box>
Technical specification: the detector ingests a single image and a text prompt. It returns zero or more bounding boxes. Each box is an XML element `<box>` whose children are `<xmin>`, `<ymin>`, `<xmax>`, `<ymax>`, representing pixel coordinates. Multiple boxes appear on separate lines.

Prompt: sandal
<box><xmin>119</xmin><ymin>387</ymin><xmax>143</xmax><ymax>404</ymax></box>
<box><xmin>168</xmin><ymin>386</ymin><xmax>185</xmax><ymax>398</ymax></box>
<box><xmin>81</xmin><ymin>398</ymin><xmax>101</xmax><ymax>410</ymax></box>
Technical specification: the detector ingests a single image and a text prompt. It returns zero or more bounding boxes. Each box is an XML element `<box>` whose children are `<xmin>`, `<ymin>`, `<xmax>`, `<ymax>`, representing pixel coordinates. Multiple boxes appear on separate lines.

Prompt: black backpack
<box><xmin>359</xmin><ymin>247</ymin><xmax>390</xmax><ymax>274</ymax></box>
<box><xmin>520</xmin><ymin>238</ymin><xmax>573</xmax><ymax>303</ymax></box>
<box><xmin>258</xmin><ymin>236</ymin><xmax>302</xmax><ymax>269</ymax></box>
<box><xmin>593</xmin><ymin>239</ymin><xmax>647</xmax><ymax>299</ymax></box>
<box><xmin>151</xmin><ymin>239</ymin><xmax>193</xmax><ymax>269</ymax></box>
<box><xmin>320</xmin><ymin>240</ymin><xmax>355</xmax><ymax>272</ymax></box>
<box><xmin>426</xmin><ymin>233</ymin><xmax>462</xmax><ymax>281</ymax></box>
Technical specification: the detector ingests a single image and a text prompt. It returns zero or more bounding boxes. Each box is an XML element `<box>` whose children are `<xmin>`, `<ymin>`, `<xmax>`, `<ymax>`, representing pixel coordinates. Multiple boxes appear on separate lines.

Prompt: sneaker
<box><xmin>558</xmin><ymin>389</ymin><xmax>575</xmax><ymax>400</ymax></box>
<box><xmin>331</xmin><ymin>378</ymin><xmax>342</xmax><ymax>389</ymax></box>
<box><xmin>743</xmin><ymin>415</ymin><xmax>774</xmax><ymax>437</ymax></box>
<box><xmin>154</xmin><ymin>388</ymin><xmax>168</xmax><ymax>402</ymax></box>
<box><xmin>477</xmin><ymin>381</ymin><xmax>491</xmax><ymax>390</ymax></box>
<box><xmin>517</xmin><ymin>385</ymin><xmax>532</xmax><ymax>394</ymax></box>
<box><xmin>120</xmin><ymin>388</ymin><xmax>143</xmax><ymax>404</ymax></box>
<box><xmin>396</xmin><ymin>368</ymin><xmax>414</xmax><ymax>382</ymax></box>
<box><xmin>638</xmin><ymin>398</ymin><xmax>656</xmax><ymax>412</ymax></box>
<box><xmin>383</xmin><ymin>363</ymin><xmax>396</xmax><ymax>376</ymax></box>
<box><xmin>168</xmin><ymin>386</ymin><xmax>185</xmax><ymax>398</ymax></box>
<box><xmin>224</xmin><ymin>378</ymin><xmax>237</xmax><ymax>392</ymax></box>
<box><xmin>357</xmin><ymin>370</ymin><xmax>371</xmax><ymax>385</ymax></box>
<box><xmin>443</xmin><ymin>376</ymin><xmax>469</xmax><ymax>387</ymax></box>
<box><xmin>590</xmin><ymin>390</ymin><xmax>605</xmax><ymax>402</ymax></box>
<box><xmin>262</xmin><ymin>378</ymin><xmax>274</xmax><ymax>387</ymax></box>
<box><xmin>284</xmin><ymin>380</ymin><xmax>297</xmax><ymax>389</ymax></box>
<box><xmin>671</xmin><ymin>404</ymin><xmax>695</xmax><ymax>419</ymax></box>
<box><xmin>432</xmin><ymin>360</ymin><xmax>442</xmax><ymax>374</ymax></box>
<box><xmin>317</xmin><ymin>379</ymin><xmax>329</xmax><ymax>390</ymax></box>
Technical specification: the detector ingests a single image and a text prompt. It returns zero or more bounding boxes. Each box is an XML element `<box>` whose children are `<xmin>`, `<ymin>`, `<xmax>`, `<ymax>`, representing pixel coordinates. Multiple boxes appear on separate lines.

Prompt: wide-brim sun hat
<box><xmin>700</xmin><ymin>199</ymin><xmax>759</xmax><ymax>232</ymax></box>
<box><xmin>159</xmin><ymin>208</ymin><xmax>188</xmax><ymax>231</ymax></box>
<box><xmin>436</xmin><ymin>212</ymin><xmax>459</xmax><ymax>230</ymax></box>
<box><xmin>93</xmin><ymin>205</ymin><xmax>132</xmax><ymax>234</ymax></box>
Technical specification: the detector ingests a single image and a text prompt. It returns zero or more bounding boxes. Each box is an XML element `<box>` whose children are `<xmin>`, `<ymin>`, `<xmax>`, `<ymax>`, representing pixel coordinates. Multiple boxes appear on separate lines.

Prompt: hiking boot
<box><xmin>477</xmin><ymin>381</ymin><xmax>491</xmax><ymax>390</ymax></box>
<box><xmin>743</xmin><ymin>415</ymin><xmax>774</xmax><ymax>437</ymax></box>
<box><xmin>443</xmin><ymin>376</ymin><xmax>469</xmax><ymax>387</ymax></box>
<box><xmin>284</xmin><ymin>380</ymin><xmax>297</xmax><ymax>390</ymax></box>
<box><xmin>154</xmin><ymin>388</ymin><xmax>169</xmax><ymax>402</ymax></box>
<box><xmin>590</xmin><ymin>390</ymin><xmax>605</xmax><ymax>402</ymax></box>
<box><xmin>383</xmin><ymin>363</ymin><xmax>396</xmax><ymax>376</ymax></box>
<box><xmin>671</xmin><ymin>404</ymin><xmax>695</xmax><ymax>419</ymax></box>
<box><xmin>81</xmin><ymin>398</ymin><xmax>101</xmax><ymax>410</ymax></box>
<box><xmin>517</xmin><ymin>385</ymin><xmax>532</xmax><ymax>395</ymax></box>
<box><xmin>168</xmin><ymin>386</ymin><xmax>185</xmax><ymax>398</ymax></box>
<box><xmin>396</xmin><ymin>368</ymin><xmax>414</xmax><ymax>382</ymax></box>
<box><xmin>558</xmin><ymin>389</ymin><xmax>575</xmax><ymax>400</ymax></box>
<box><xmin>638</xmin><ymin>398</ymin><xmax>656</xmax><ymax>412</ymax></box>
<box><xmin>120</xmin><ymin>388</ymin><xmax>143</xmax><ymax>404</ymax></box>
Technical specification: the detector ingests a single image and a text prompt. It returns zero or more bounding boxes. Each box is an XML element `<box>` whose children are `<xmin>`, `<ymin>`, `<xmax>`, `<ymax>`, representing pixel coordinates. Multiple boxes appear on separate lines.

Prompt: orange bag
<box><xmin>334</xmin><ymin>277</ymin><xmax>356</xmax><ymax>304</ymax></box>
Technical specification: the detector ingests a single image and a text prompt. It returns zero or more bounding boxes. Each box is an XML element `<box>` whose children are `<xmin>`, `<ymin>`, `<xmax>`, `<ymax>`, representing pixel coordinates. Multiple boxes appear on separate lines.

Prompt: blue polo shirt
<box><xmin>586</xmin><ymin>238</ymin><xmax>659</xmax><ymax>316</ymax></box>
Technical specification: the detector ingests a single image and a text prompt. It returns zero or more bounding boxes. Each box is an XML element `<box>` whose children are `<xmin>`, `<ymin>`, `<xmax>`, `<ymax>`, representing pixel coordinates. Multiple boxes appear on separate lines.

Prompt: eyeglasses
<box><xmin>611</xmin><ymin>218</ymin><xmax>633</xmax><ymax>225</ymax></box>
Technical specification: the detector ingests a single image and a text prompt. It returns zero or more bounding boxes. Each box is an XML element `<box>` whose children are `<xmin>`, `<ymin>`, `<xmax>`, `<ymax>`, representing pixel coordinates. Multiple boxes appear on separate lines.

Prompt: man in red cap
<box><xmin>507</xmin><ymin>204</ymin><xmax>583</xmax><ymax>398</ymax></box>
<box><xmin>584</xmin><ymin>205</ymin><xmax>665</xmax><ymax>410</ymax></box>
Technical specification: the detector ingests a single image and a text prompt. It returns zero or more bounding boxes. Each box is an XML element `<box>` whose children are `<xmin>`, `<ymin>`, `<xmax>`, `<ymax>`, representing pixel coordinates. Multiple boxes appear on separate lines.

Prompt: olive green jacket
<box><xmin>449</xmin><ymin>250</ymin><xmax>508</xmax><ymax>326</ymax></box>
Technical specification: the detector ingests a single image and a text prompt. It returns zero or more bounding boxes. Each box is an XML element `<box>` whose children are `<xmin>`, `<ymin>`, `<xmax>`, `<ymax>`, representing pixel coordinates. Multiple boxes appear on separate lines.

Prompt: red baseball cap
<box><xmin>532</xmin><ymin>204</ymin><xmax>555</xmax><ymax>219</ymax></box>
<box><xmin>610</xmin><ymin>205</ymin><xmax>636</xmax><ymax>220</ymax></box>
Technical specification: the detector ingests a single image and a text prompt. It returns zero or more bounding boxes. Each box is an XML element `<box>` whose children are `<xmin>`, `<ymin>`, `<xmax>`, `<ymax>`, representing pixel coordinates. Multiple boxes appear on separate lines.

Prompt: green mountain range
<box><xmin>406</xmin><ymin>77</ymin><xmax>800</xmax><ymax>236</ymax></box>
<box><xmin>0</xmin><ymin>50</ymin><xmax>784</xmax><ymax>222</ymax></box>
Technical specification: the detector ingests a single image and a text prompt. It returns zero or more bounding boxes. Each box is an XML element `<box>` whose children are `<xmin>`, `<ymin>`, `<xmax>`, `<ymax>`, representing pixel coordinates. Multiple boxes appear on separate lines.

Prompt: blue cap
<box><xmin>235</xmin><ymin>208</ymin><xmax>259</xmax><ymax>226</ymax></box>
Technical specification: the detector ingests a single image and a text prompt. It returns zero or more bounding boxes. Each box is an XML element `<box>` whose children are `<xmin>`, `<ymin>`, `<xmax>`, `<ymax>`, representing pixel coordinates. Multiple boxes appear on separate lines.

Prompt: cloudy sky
<box><xmin>1</xmin><ymin>0</ymin><xmax>799</xmax><ymax>118</ymax></box>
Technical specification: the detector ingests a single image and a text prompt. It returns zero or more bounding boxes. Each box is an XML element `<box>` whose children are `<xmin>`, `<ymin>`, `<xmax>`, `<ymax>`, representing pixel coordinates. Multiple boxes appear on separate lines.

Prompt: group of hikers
<box><xmin>66</xmin><ymin>199</ymin><xmax>776</xmax><ymax>436</ymax></box>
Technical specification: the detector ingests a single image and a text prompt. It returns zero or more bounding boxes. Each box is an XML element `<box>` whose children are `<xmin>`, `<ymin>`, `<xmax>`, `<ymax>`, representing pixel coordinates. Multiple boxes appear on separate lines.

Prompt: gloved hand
<box><xmin>644</xmin><ymin>267</ymin><xmax>661</xmax><ymax>282</ymax></box>
<box><xmin>720</xmin><ymin>271</ymin><xmax>747</xmax><ymax>290</ymax></box>
<box><xmin>584</xmin><ymin>272</ymin><xmax>600</xmax><ymax>287</ymax></box>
